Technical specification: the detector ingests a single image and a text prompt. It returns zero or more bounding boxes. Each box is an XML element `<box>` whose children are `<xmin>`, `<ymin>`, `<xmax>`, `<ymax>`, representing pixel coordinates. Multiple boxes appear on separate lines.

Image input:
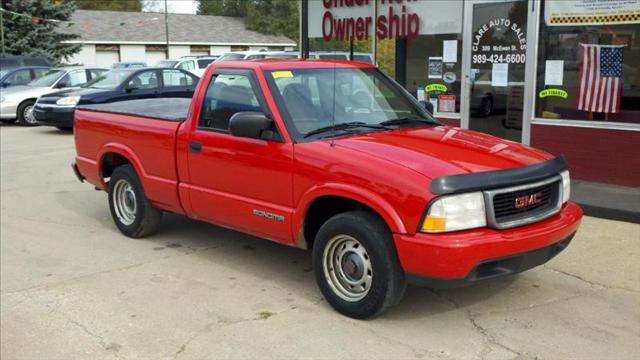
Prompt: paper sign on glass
<box><xmin>492</xmin><ymin>63</ymin><xmax>508</xmax><ymax>87</ymax></box>
<box><xmin>443</xmin><ymin>40</ymin><xmax>458</xmax><ymax>63</ymax></box>
<box><xmin>544</xmin><ymin>60</ymin><xmax>564</xmax><ymax>86</ymax></box>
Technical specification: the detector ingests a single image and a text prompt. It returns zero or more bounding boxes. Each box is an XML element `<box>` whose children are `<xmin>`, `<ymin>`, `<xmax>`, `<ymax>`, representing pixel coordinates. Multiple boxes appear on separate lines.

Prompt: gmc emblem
<box><xmin>514</xmin><ymin>192</ymin><xmax>543</xmax><ymax>209</ymax></box>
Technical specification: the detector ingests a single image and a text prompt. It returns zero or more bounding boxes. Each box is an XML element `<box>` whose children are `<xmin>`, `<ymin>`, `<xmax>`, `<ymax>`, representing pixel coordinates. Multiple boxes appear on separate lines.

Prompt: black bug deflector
<box><xmin>430</xmin><ymin>156</ymin><xmax>568</xmax><ymax>195</ymax></box>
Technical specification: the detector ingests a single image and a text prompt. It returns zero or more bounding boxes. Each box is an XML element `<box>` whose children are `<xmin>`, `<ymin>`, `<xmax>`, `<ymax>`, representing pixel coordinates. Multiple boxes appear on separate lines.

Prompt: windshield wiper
<box><xmin>303</xmin><ymin>122</ymin><xmax>389</xmax><ymax>138</ymax></box>
<box><xmin>379</xmin><ymin>117</ymin><xmax>437</xmax><ymax>126</ymax></box>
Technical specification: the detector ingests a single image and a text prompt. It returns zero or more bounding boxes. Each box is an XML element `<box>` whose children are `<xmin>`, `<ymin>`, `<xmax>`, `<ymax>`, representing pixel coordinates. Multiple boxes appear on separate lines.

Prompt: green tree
<box><xmin>197</xmin><ymin>0</ymin><xmax>297</xmax><ymax>41</ymax></box>
<box><xmin>197</xmin><ymin>0</ymin><xmax>249</xmax><ymax>17</ymax></box>
<box><xmin>75</xmin><ymin>0</ymin><xmax>142</xmax><ymax>12</ymax></box>
<box><xmin>0</xmin><ymin>0</ymin><xmax>80</xmax><ymax>63</ymax></box>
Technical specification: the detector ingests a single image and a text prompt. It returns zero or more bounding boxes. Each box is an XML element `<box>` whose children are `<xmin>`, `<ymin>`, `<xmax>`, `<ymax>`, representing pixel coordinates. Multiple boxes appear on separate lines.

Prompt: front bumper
<box><xmin>33</xmin><ymin>105</ymin><xmax>75</xmax><ymax>128</ymax></box>
<box><xmin>0</xmin><ymin>102</ymin><xmax>18</xmax><ymax>119</ymax></box>
<box><xmin>394</xmin><ymin>202</ymin><xmax>583</xmax><ymax>287</ymax></box>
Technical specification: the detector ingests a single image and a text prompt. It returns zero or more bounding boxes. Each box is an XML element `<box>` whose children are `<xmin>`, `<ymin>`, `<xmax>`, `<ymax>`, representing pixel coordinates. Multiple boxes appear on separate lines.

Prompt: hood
<box><xmin>333</xmin><ymin>126</ymin><xmax>553</xmax><ymax>180</ymax></box>
<box><xmin>3</xmin><ymin>85</ymin><xmax>54</xmax><ymax>100</ymax></box>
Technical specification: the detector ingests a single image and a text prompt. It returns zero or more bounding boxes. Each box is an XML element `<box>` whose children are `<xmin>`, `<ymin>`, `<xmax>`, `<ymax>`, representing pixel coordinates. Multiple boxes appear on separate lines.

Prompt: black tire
<box><xmin>108</xmin><ymin>164</ymin><xmax>162</xmax><ymax>238</ymax></box>
<box><xmin>16</xmin><ymin>100</ymin><xmax>38</xmax><ymax>126</ymax></box>
<box><xmin>312</xmin><ymin>211</ymin><xmax>406</xmax><ymax>319</ymax></box>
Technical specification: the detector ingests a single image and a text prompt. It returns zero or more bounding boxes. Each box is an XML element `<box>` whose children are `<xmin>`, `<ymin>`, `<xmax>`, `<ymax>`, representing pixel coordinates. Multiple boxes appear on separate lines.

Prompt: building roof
<box><xmin>60</xmin><ymin>10</ymin><xmax>296</xmax><ymax>46</ymax></box>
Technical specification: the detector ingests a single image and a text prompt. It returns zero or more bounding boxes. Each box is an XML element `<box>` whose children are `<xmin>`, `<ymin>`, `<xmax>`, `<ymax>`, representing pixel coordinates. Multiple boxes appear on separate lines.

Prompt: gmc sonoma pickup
<box><xmin>73</xmin><ymin>60</ymin><xmax>582</xmax><ymax>318</ymax></box>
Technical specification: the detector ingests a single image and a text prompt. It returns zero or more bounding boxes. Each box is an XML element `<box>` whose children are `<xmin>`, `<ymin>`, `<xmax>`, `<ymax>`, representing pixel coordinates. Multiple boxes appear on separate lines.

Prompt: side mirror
<box><xmin>229</xmin><ymin>112</ymin><xmax>278</xmax><ymax>141</ymax></box>
<box><xmin>420</xmin><ymin>100</ymin><xmax>434</xmax><ymax>115</ymax></box>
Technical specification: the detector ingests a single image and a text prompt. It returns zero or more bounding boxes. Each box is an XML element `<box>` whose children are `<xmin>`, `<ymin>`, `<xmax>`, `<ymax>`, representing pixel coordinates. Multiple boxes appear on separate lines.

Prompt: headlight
<box><xmin>421</xmin><ymin>192</ymin><xmax>486</xmax><ymax>233</ymax></box>
<box><xmin>560</xmin><ymin>170</ymin><xmax>570</xmax><ymax>203</ymax></box>
<box><xmin>56</xmin><ymin>96</ymin><xmax>80</xmax><ymax>106</ymax></box>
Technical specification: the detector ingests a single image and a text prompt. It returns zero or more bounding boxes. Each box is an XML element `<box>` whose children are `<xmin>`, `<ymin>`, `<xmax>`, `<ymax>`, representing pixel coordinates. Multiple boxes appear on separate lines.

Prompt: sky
<box><xmin>143</xmin><ymin>0</ymin><xmax>198</xmax><ymax>14</ymax></box>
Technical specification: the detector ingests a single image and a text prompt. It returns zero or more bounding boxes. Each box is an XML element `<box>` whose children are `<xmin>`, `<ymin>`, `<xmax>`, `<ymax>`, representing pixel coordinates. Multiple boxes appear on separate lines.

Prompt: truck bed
<box><xmin>77</xmin><ymin>98</ymin><xmax>192</xmax><ymax>122</ymax></box>
<box><xmin>74</xmin><ymin>99</ymin><xmax>187</xmax><ymax>214</ymax></box>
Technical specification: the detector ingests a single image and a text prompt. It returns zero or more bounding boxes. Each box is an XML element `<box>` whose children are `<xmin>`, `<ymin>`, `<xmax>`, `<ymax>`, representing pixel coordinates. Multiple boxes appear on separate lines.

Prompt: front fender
<box><xmin>293</xmin><ymin>183</ymin><xmax>408</xmax><ymax>240</ymax></box>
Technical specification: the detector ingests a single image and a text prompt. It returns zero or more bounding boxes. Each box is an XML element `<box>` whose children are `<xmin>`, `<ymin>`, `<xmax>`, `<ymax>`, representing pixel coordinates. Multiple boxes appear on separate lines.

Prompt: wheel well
<box><xmin>18</xmin><ymin>98</ymin><xmax>36</xmax><ymax>108</ymax></box>
<box><xmin>101</xmin><ymin>153</ymin><xmax>131</xmax><ymax>179</ymax></box>
<box><xmin>303</xmin><ymin>196</ymin><xmax>384</xmax><ymax>250</ymax></box>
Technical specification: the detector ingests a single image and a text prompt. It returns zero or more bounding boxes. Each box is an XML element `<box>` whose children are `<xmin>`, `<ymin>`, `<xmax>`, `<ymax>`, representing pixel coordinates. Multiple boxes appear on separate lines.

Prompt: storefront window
<box><xmin>404</xmin><ymin>1</ymin><xmax>463</xmax><ymax>118</ymax></box>
<box><xmin>536</xmin><ymin>2</ymin><xmax>640</xmax><ymax>125</ymax></box>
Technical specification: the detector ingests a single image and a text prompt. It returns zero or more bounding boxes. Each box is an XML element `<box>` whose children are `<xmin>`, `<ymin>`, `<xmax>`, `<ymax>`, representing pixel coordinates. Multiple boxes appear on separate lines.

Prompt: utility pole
<box><xmin>164</xmin><ymin>0</ymin><xmax>169</xmax><ymax>59</ymax></box>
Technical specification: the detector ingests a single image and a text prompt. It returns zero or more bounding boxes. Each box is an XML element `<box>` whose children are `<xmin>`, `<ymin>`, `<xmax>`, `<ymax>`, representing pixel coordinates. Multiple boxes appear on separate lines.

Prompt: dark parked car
<box><xmin>0</xmin><ymin>55</ymin><xmax>52</xmax><ymax>68</ymax></box>
<box><xmin>0</xmin><ymin>66</ymin><xmax>51</xmax><ymax>88</ymax></box>
<box><xmin>34</xmin><ymin>67</ymin><xmax>199</xmax><ymax>130</ymax></box>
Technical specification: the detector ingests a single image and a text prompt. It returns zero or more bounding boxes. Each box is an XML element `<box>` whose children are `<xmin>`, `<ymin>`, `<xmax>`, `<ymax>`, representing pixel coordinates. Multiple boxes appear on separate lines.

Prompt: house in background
<box><xmin>60</xmin><ymin>10</ymin><xmax>296</xmax><ymax>67</ymax></box>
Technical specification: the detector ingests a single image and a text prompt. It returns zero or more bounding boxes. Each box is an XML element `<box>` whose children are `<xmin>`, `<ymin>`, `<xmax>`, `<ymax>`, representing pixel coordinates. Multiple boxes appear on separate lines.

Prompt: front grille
<box><xmin>485</xmin><ymin>176</ymin><xmax>562</xmax><ymax>229</ymax></box>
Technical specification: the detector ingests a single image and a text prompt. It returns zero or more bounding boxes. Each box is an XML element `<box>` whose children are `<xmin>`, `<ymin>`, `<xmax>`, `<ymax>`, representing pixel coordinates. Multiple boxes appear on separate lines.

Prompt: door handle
<box><xmin>189</xmin><ymin>141</ymin><xmax>202</xmax><ymax>153</ymax></box>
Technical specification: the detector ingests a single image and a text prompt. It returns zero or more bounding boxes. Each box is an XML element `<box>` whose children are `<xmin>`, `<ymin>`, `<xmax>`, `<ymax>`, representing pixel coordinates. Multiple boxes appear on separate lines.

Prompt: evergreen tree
<box><xmin>0</xmin><ymin>0</ymin><xmax>80</xmax><ymax>63</ymax></box>
<box><xmin>75</xmin><ymin>0</ymin><xmax>142</xmax><ymax>12</ymax></box>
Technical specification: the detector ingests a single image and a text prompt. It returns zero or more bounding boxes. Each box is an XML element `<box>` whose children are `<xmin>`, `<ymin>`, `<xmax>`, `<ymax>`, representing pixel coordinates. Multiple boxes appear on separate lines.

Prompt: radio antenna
<box><xmin>330</xmin><ymin>49</ymin><xmax>337</xmax><ymax>147</ymax></box>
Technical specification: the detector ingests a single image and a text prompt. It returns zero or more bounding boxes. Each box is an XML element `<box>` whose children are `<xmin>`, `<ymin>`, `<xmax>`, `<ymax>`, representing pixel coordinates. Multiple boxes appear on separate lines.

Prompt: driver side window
<box><xmin>198</xmin><ymin>73</ymin><xmax>262</xmax><ymax>131</ymax></box>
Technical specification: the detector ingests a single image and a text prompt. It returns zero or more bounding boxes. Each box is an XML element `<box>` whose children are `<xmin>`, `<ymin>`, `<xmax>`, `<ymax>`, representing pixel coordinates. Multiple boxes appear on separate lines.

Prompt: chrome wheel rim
<box><xmin>112</xmin><ymin>179</ymin><xmax>137</xmax><ymax>226</ymax></box>
<box><xmin>23</xmin><ymin>105</ymin><xmax>36</xmax><ymax>124</ymax></box>
<box><xmin>323</xmin><ymin>235</ymin><xmax>372</xmax><ymax>302</ymax></box>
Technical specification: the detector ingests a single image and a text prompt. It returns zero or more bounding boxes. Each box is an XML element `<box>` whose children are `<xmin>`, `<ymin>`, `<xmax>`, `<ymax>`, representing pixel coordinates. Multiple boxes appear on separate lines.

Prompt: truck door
<box><xmin>185</xmin><ymin>69</ymin><xmax>294</xmax><ymax>244</ymax></box>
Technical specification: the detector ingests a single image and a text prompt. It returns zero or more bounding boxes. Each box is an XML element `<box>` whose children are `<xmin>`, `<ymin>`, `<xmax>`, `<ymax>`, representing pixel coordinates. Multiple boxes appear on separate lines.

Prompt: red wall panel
<box><xmin>437</xmin><ymin>117</ymin><xmax>461</xmax><ymax>127</ymax></box>
<box><xmin>531</xmin><ymin>124</ymin><xmax>640</xmax><ymax>187</ymax></box>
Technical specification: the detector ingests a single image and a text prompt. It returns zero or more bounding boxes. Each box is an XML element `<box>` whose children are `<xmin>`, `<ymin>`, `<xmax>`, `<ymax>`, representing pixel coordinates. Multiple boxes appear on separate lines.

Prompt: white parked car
<box><xmin>155</xmin><ymin>57</ymin><xmax>217</xmax><ymax>77</ymax></box>
<box><xmin>215</xmin><ymin>51</ymin><xmax>295</xmax><ymax>62</ymax></box>
<box><xmin>0</xmin><ymin>66</ymin><xmax>107</xmax><ymax>125</ymax></box>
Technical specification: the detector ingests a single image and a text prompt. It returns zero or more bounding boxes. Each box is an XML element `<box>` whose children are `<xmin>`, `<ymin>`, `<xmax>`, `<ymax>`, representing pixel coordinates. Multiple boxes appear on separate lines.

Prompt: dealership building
<box><xmin>299</xmin><ymin>0</ymin><xmax>640</xmax><ymax>188</ymax></box>
<box><xmin>61</xmin><ymin>10</ymin><xmax>295</xmax><ymax>68</ymax></box>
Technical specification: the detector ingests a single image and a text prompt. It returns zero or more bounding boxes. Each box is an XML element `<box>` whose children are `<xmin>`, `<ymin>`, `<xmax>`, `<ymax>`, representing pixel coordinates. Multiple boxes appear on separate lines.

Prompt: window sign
<box><xmin>472</xmin><ymin>17</ymin><xmax>527</xmax><ymax>65</ymax></box>
<box><xmin>428</xmin><ymin>57</ymin><xmax>443</xmax><ymax>79</ymax></box>
<box><xmin>308</xmin><ymin>0</ymin><xmax>464</xmax><ymax>43</ymax></box>
<box><xmin>544</xmin><ymin>60</ymin><xmax>564</xmax><ymax>86</ymax></box>
<box><xmin>545</xmin><ymin>0</ymin><xmax>640</xmax><ymax>26</ymax></box>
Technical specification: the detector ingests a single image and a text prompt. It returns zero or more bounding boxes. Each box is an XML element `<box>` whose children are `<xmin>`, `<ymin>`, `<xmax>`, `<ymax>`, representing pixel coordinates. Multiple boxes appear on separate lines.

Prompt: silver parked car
<box><xmin>0</xmin><ymin>67</ymin><xmax>107</xmax><ymax>125</ymax></box>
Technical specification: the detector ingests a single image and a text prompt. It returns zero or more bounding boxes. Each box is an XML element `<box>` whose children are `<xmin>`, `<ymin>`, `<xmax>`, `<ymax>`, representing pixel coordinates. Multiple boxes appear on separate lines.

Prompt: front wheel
<box><xmin>312</xmin><ymin>211</ymin><xmax>406</xmax><ymax>319</ymax></box>
<box><xmin>17</xmin><ymin>100</ymin><xmax>38</xmax><ymax>126</ymax></box>
<box><xmin>108</xmin><ymin>164</ymin><xmax>162</xmax><ymax>238</ymax></box>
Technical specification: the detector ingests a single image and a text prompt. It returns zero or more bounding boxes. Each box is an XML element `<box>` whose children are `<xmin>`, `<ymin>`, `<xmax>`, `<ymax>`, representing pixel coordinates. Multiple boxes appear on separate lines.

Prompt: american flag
<box><xmin>577</xmin><ymin>44</ymin><xmax>624</xmax><ymax>113</ymax></box>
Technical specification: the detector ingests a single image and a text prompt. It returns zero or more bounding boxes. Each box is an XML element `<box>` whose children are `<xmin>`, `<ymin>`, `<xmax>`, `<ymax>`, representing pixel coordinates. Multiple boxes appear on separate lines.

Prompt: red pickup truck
<box><xmin>73</xmin><ymin>60</ymin><xmax>582</xmax><ymax>318</ymax></box>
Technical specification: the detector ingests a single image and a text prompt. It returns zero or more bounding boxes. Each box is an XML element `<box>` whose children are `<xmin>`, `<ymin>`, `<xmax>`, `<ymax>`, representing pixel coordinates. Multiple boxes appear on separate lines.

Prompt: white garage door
<box><xmin>95</xmin><ymin>50</ymin><xmax>120</xmax><ymax>68</ymax></box>
<box><xmin>146</xmin><ymin>51</ymin><xmax>167</xmax><ymax>67</ymax></box>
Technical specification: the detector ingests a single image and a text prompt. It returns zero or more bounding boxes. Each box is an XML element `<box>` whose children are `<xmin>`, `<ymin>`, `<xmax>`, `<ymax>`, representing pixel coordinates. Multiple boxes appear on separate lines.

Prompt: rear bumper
<box><xmin>33</xmin><ymin>105</ymin><xmax>74</xmax><ymax>128</ymax></box>
<box><xmin>394</xmin><ymin>202</ymin><xmax>583</xmax><ymax>286</ymax></box>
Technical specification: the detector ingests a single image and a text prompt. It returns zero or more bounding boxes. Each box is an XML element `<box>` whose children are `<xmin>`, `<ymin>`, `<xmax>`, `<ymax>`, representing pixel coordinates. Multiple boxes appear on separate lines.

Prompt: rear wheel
<box><xmin>312</xmin><ymin>211</ymin><xmax>406</xmax><ymax>319</ymax></box>
<box><xmin>17</xmin><ymin>100</ymin><xmax>38</xmax><ymax>126</ymax></box>
<box><xmin>108</xmin><ymin>164</ymin><xmax>162</xmax><ymax>238</ymax></box>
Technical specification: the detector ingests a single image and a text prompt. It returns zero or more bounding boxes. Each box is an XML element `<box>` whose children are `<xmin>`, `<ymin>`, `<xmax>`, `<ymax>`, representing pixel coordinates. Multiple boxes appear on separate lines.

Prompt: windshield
<box><xmin>28</xmin><ymin>69</ymin><xmax>64</xmax><ymax>87</ymax></box>
<box><xmin>216</xmin><ymin>53</ymin><xmax>246</xmax><ymax>62</ymax></box>
<box><xmin>266</xmin><ymin>67</ymin><xmax>435</xmax><ymax>139</ymax></box>
<box><xmin>83</xmin><ymin>69</ymin><xmax>135</xmax><ymax>89</ymax></box>
<box><xmin>155</xmin><ymin>60</ymin><xmax>178</xmax><ymax>68</ymax></box>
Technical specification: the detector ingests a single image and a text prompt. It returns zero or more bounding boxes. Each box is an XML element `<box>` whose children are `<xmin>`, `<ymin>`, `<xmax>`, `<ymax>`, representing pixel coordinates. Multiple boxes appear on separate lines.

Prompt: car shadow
<box><xmin>53</xmin><ymin>177</ymin><xmax>524</xmax><ymax>319</ymax></box>
<box><xmin>128</xmin><ymin>212</ymin><xmax>520</xmax><ymax>318</ymax></box>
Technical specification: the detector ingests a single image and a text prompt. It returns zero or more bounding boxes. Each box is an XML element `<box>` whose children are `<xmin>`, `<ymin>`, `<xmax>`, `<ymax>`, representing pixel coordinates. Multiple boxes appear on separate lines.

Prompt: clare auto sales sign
<box><xmin>308</xmin><ymin>0</ymin><xmax>461</xmax><ymax>44</ymax></box>
<box><xmin>545</xmin><ymin>0</ymin><xmax>640</xmax><ymax>26</ymax></box>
